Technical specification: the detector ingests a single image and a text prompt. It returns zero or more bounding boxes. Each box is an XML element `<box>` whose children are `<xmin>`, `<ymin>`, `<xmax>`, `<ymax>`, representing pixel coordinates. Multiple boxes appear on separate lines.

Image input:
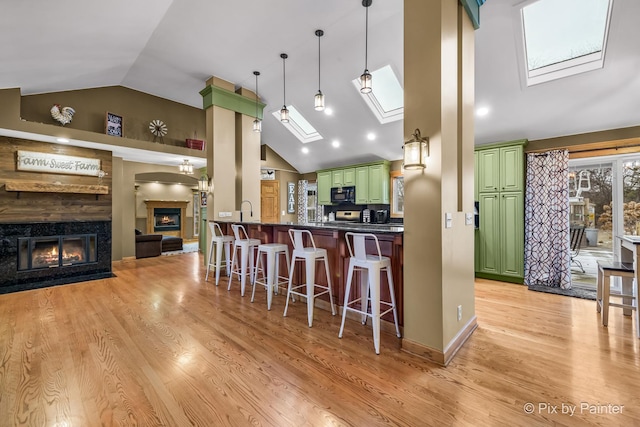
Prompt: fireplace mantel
<box><xmin>144</xmin><ymin>200</ymin><xmax>189</xmax><ymax>238</ymax></box>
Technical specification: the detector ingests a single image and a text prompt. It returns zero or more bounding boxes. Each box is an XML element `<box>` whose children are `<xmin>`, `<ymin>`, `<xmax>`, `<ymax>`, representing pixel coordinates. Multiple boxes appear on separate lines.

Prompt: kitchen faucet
<box><xmin>240</xmin><ymin>199</ymin><xmax>253</xmax><ymax>222</ymax></box>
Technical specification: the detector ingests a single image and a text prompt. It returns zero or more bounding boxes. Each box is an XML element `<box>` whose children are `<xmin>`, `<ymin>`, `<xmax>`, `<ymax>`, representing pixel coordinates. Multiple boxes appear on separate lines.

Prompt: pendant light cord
<box><xmin>364</xmin><ymin>4</ymin><xmax>369</xmax><ymax>70</ymax></box>
<box><xmin>255</xmin><ymin>73</ymin><xmax>259</xmax><ymax>118</ymax></box>
<box><xmin>282</xmin><ymin>56</ymin><xmax>287</xmax><ymax>106</ymax></box>
<box><xmin>318</xmin><ymin>33</ymin><xmax>321</xmax><ymax>92</ymax></box>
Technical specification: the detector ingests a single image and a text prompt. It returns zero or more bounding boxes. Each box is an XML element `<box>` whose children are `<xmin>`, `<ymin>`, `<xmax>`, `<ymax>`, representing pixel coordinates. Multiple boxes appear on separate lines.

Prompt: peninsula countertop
<box><xmin>210</xmin><ymin>219</ymin><xmax>404</xmax><ymax>234</ymax></box>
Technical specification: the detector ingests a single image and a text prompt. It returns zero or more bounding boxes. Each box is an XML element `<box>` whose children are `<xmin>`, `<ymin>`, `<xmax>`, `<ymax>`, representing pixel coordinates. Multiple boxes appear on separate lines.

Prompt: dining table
<box><xmin>616</xmin><ymin>236</ymin><xmax>640</xmax><ymax>336</ymax></box>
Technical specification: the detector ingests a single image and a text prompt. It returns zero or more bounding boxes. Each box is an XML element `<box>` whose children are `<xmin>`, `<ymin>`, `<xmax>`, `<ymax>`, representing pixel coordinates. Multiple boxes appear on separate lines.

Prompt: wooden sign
<box><xmin>17</xmin><ymin>151</ymin><xmax>101</xmax><ymax>176</ymax></box>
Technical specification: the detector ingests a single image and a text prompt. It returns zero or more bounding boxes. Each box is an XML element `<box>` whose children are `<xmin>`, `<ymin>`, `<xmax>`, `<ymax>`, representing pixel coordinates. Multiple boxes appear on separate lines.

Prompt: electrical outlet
<box><xmin>465</xmin><ymin>213</ymin><xmax>473</xmax><ymax>226</ymax></box>
<box><xmin>457</xmin><ymin>305</ymin><xmax>463</xmax><ymax>321</ymax></box>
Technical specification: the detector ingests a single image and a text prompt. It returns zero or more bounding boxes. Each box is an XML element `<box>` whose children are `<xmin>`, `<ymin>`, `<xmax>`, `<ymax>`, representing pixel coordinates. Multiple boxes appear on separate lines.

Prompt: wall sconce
<box><xmin>199</xmin><ymin>173</ymin><xmax>211</xmax><ymax>192</ymax></box>
<box><xmin>179</xmin><ymin>159</ymin><xmax>194</xmax><ymax>174</ymax></box>
<box><xmin>403</xmin><ymin>129</ymin><xmax>429</xmax><ymax>170</ymax></box>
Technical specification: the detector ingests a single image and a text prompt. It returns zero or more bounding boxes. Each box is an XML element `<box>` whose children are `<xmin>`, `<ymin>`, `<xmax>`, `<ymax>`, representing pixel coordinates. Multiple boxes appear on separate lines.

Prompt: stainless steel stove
<box><xmin>334</xmin><ymin>210</ymin><xmax>361</xmax><ymax>222</ymax></box>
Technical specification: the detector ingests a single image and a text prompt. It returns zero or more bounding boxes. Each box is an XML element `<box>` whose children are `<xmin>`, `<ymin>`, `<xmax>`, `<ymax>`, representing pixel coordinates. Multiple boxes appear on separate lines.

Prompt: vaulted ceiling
<box><xmin>2</xmin><ymin>0</ymin><xmax>638</xmax><ymax>173</ymax></box>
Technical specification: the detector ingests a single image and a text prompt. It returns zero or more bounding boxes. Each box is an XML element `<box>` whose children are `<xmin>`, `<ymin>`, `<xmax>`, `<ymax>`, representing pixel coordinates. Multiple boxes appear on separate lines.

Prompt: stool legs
<box><xmin>304</xmin><ymin>256</ymin><xmax>316</xmax><ymax>327</ymax></box>
<box><xmin>386</xmin><ymin>266</ymin><xmax>401</xmax><ymax>338</ymax></box>
<box><xmin>602</xmin><ymin>272</ymin><xmax>611</xmax><ymax>326</ymax></box>
<box><xmin>205</xmin><ymin>238</ymin><xmax>215</xmax><ymax>282</ymax></box>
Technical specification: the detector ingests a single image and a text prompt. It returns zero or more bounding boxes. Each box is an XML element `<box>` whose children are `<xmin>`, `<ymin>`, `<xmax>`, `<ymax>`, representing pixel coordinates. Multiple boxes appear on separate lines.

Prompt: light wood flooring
<box><xmin>0</xmin><ymin>252</ymin><xmax>639</xmax><ymax>426</ymax></box>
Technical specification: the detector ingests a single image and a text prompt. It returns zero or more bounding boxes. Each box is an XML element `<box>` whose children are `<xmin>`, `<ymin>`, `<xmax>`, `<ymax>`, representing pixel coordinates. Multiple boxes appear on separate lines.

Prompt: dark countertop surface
<box><xmin>211</xmin><ymin>220</ymin><xmax>404</xmax><ymax>234</ymax></box>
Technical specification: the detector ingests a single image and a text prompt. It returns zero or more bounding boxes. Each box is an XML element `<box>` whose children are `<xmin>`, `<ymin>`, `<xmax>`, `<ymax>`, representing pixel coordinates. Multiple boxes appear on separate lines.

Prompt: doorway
<box><xmin>261</xmin><ymin>181</ymin><xmax>280</xmax><ymax>224</ymax></box>
<box><xmin>568</xmin><ymin>154</ymin><xmax>640</xmax><ymax>288</ymax></box>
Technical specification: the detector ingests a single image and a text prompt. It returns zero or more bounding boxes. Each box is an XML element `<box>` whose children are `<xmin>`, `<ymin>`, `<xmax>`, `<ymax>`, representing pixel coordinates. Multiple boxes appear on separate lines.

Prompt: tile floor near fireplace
<box><xmin>0</xmin><ymin>221</ymin><xmax>112</xmax><ymax>294</ymax></box>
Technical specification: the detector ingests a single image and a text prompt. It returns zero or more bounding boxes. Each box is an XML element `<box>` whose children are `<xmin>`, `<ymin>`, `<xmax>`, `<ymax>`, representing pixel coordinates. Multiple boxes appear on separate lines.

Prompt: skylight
<box><xmin>353</xmin><ymin>65</ymin><xmax>403</xmax><ymax>124</ymax></box>
<box><xmin>518</xmin><ymin>0</ymin><xmax>612</xmax><ymax>86</ymax></box>
<box><xmin>271</xmin><ymin>105</ymin><xmax>322</xmax><ymax>143</ymax></box>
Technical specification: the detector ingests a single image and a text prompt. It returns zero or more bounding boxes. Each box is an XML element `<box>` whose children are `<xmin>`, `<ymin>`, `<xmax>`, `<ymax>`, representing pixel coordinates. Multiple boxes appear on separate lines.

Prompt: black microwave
<box><xmin>330</xmin><ymin>186</ymin><xmax>356</xmax><ymax>204</ymax></box>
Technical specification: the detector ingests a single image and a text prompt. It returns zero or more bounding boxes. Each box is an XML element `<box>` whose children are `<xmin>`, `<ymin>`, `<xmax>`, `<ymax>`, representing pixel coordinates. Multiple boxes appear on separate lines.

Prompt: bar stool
<box><xmin>252</xmin><ymin>243</ymin><xmax>290</xmax><ymax>310</ymax></box>
<box><xmin>205</xmin><ymin>222</ymin><xmax>234</xmax><ymax>286</ymax></box>
<box><xmin>227</xmin><ymin>224</ymin><xmax>261</xmax><ymax>297</ymax></box>
<box><xmin>596</xmin><ymin>260</ymin><xmax>639</xmax><ymax>337</ymax></box>
<box><xmin>284</xmin><ymin>229</ymin><xmax>336</xmax><ymax>327</ymax></box>
<box><xmin>339</xmin><ymin>232</ymin><xmax>401</xmax><ymax>354</ymax></box>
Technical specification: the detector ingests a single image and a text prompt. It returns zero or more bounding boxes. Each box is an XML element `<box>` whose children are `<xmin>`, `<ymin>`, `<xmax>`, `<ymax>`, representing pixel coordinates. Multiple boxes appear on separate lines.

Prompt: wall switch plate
<box><xmin>445</xmin><ymin>212</ymin><xmax>453</xmax><ymax>228</ymax></box>
<box><xmin>457</xmin><ymin>305</ymin><xmax>463</xmax><ymax>321</ymax></box>
<box><xmin>465</xmin><ymin>213</ymin><xmax>473</xmax><ymax>226</ymax></box>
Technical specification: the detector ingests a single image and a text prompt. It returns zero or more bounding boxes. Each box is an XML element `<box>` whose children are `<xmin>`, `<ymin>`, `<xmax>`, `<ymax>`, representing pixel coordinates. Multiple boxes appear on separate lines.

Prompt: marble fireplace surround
<box><xmin>0</xmin><ymin>221</ymin><xmax>112</xmax><ymax>294</ymax></box>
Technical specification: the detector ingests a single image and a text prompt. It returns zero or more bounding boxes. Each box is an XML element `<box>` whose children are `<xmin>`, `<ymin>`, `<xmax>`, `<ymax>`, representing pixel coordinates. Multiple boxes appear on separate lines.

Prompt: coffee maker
<box><xmin>372</xmin><ymin>209</ymin><xmax>389</xmax><ymax>224</ymax></box>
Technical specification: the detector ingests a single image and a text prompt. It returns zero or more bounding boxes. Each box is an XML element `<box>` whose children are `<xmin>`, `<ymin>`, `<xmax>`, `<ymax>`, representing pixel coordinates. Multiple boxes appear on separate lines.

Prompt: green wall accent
<box><xmin>459</xmin><ymin>0</ymin><xmax>486</xmax><ymax>30</ymax></box>
<box><xmin>199</xmin><ymin>85</ymin><xmax>266</xmax><ymax>119</ymax></box>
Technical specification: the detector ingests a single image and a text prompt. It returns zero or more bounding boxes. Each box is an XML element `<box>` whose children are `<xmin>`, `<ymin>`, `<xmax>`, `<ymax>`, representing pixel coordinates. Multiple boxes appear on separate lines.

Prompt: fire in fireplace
<box><xmin>154</xmin><ymin>208</ymin><xmax>180</xmax><ymax>232</ymax></box>
<box><xmin>18</xmin><ymin>234</ymin><xmax>97</xmax><ymax>271</ymax></box>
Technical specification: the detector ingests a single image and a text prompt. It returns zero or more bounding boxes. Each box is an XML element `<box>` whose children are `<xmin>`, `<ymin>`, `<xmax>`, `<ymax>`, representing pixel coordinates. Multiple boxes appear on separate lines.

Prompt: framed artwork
<box><xmin>106</xmin><ymin>112</ymin><xmax>123</xmax><ymax>137</ymax></box>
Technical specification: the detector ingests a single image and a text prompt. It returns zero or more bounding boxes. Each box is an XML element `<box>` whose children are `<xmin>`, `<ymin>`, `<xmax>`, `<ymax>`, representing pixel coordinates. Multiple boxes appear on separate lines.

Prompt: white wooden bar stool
<box><xmin>283</xmin><ymin>229</ymin><xmax>336</xmax><ymax>327</ymax></box>
<box><xmin>339</xmin><ymin>232</ymin><xmax>401</xmax><ymax>354</ymax></box>
<box><xmin>596</xmin><ymin>260</ymin><xmax>639</xmax><ymax>337</ymax></box>
<box><xmin>205</xmin><ymin>222</ymin><xmax>234</xmax><ymax>286</ymax></box>
<box><xmin>252</xmin><ymin>243</ymin><xmax>290</xmax><ymax>310</ymax></box>
<box><xmin>227</xmin><ymin>224</ymin><xmax>261</xmax><ymax>297</ymax></box>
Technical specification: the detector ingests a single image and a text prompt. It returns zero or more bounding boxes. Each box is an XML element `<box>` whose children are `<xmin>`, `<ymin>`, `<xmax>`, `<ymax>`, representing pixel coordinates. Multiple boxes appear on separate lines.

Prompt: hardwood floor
<box><xmin>1</xmin><ymin>253</ymin><xmax>639</xmax><ymax>426</ymax></box>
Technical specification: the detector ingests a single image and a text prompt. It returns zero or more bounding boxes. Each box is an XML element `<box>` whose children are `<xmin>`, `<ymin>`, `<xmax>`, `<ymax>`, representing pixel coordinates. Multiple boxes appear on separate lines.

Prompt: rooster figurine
<box><xmin>50</xmin><ymin>104</ymin><xmax>76</xmax><ymax>126</ymax></box>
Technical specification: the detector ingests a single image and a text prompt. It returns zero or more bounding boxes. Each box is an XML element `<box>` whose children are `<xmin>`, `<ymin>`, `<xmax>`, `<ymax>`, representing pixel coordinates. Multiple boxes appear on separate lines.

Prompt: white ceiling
<box><xmin>1</xmin><ymin>0</ymin><xmax>639</xmax><ymax>173</ymax></box>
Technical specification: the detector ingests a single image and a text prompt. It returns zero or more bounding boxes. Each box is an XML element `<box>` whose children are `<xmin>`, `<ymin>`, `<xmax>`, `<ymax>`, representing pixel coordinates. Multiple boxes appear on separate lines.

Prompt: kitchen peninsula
<box><xmin>214</xmin><ymin>220</ymin><xmax>404</xmax><ymax>325</ymax></box>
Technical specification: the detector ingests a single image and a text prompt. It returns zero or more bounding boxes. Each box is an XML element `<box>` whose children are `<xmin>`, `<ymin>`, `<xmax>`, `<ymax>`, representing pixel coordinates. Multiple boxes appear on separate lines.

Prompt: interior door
<box><xmin>261</xmin><ymin>181</ymin><xmax>280</xmax><ymax>224</ymax></box>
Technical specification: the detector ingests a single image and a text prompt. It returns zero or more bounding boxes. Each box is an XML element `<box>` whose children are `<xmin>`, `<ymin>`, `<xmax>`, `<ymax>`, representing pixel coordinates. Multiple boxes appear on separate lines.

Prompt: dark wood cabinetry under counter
<box><xmin>214</xmin><ymin>221</ymin><xmax>404</xmax><ymax>326</ymax></box>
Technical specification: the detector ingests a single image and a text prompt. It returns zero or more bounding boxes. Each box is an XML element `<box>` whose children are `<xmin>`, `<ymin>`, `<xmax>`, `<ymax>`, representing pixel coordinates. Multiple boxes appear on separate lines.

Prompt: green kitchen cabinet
<box><xmin>332</xmin><ymin>168</ymin><xmax>356</xmax><ymax>187</ymax></box>
<box><xmin>355</xmin><ymin>166</ymin><xmax>369</xmax><ymax>204</ymax></box>
<box><xmin>317</xmin><ymin>161</ymin><xmax>389</xmax><ymax>205</ymax></box>
<box><xmin>367</xmin><ymin>162</ymin><xmax>390</xmax><ymax>204</ymax></box>
<box><xmin>475</xmin><ymin>140</ymin><xmax>526</xmax><ymax>283</ymax></box>
<box><xmin>317</xmin><ymin>170</ymin><xmax>332</xmax><ymax>205</ymax></box>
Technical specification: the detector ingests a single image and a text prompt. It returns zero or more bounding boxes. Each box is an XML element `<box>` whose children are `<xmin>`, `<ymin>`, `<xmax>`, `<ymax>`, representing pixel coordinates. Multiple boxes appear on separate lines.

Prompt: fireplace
<box><xmin>18</xmin><ymin>234</ymin><xmax>97</xmax><ymax>270</ymax></box>
<box><xmin>154</xmin><ymin>208</ymin><xmax>180</xmax><ymax>232</ymax></box>
<box><xmin>0</xmin><ymin>221</ymin><xmax>112</xmax><ymax>294</ymax></box>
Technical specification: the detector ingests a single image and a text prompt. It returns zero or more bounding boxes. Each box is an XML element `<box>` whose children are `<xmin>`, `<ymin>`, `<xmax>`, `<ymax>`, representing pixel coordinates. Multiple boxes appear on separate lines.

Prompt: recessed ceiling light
<box><xmin>324</xmin><ymin>107</ymin><xmax>333</xmax><ymax>116</ymax></box>
<box><xmin>301</xmin><ymin>147</ymin><xmax>310</xmax><ymax>154</ymax></box>
<box><xmin>367</xmin><ymin>133</ymin><xmax>376</xmax><ymax>141</ymax></box>
<box><xmin>332</xmin><ymin>140</ymin><xmax>340</xmax><ymax>148</ymax></box>
<box><xmin>476</xmin><ymin>107</ymin><xmax>490</xmax><ymax>117</ymax></box>
<box><xmin>56</xmin><ymin>138</ymin><xmax>69</xmax><ymax>143</ymax></box>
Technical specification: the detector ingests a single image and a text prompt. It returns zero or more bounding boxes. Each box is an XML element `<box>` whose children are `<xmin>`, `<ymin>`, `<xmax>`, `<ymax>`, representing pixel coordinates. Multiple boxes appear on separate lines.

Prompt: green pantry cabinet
<box><xmin>317</xmin><ymin>161</ymin><xmax>390</xmax><ymax>205</ymax></box>
<box><xmin>475</xmin><ymin>140</ymin><xmax>526</xmax><ymax>284</ymax></box>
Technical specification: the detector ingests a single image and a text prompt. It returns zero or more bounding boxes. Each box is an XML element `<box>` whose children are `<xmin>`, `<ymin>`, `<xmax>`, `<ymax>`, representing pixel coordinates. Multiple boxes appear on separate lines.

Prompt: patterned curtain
<box><xmin>524</xmin><ymin>150</ymin><xmax>571</xmax><ymax>289</ymax></box>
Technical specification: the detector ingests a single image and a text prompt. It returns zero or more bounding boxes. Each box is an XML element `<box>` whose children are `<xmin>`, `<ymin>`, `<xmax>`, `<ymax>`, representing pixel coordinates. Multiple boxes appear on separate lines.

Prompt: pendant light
<box><xmin>252</xmin><ymin>71</ymin><xmax>261</xmax><ymax>133</ymax></box>
<box><xmin>360</xmin><ymin>0</ymin><xmax>373</xmax><ymax>94</ymax></box>
<box><xmin>280</xmin><ymin>53</ymin><xmax>289</xmax><ymax>123</ymax></box>
<box><xmin>314</xmin><ymin>29</ymin><xmax>325</xmax><ymax>111</ymax></box>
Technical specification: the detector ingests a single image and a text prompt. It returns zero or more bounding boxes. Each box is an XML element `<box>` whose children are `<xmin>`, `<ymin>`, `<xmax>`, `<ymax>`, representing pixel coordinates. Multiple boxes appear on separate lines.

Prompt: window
<box><xmin>352</xmin><ymin>65</ymin><xmax>403</xmax><ymax>124</ymax></box>
<box><xmin>517</xmin><ymin>0</ymin><xmax>612</xmax><ymax>86</ymax></box>
<box><xmin>272</xmin><ymin>105</ymin><xmax>322</xmax><ymax>143</ymax></box>
<box><xmin>390</xmin><ymin>171</ymin><xmax>404</xmax><ymax>218</ymax></box>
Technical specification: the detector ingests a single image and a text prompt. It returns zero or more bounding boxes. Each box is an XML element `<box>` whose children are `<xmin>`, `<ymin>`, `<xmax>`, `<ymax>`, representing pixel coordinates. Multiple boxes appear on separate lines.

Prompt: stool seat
<box><xmin>283</xmin><ymin>229</ymin><xmax>336</xmax><ymax>327</ymax></box>
<box><xmin>596</xmin><ymin>260</ymin><xmax>639</xmax><ymax>338</ymax></box>
<box><xmin>252</xmin><ymin>243</ymin><xmax>290</xmax><ymax>310</ymax></box>
<box><xmin>228</xmin><ymin>224</ymin><xmax>261</xmax><ymax>296</ymax></box>
<box><xmin>205</xmin><ymin>222</ymin><xmax>234</xmax><ymax>286</ymax></box>
<box><xmin>339</xmin><ymin>232</ymin><xmax>401</xmax><ymax>354</ymax></box>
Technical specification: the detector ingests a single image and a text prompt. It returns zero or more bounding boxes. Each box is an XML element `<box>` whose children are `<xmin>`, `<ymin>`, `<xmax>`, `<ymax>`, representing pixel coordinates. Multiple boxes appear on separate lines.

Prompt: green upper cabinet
<box><xmin>367</xmin><ymin>162</ymin><xmax>390</xmax><ymax>204</ymax></box>
<box><xmin>477</xmin><ymin>143</ymin><xmax>524</xmax><ymax>194</ymax></box>
<box><xmin>317</xmin><ymin>171</ymin><xmax>332</xmax><ymax>205</ymax></box>
<box><xmin>500</xmin><ymin>145</ymin><xmax>524</xmax><ymax>192</ymax></box>
<box><xmin>343</xmin><ymin>168</ymin><xmax>356</xmax><ymax>186</ymax></box>
<box><xmin>355</xmin><ymin>166</ymin><xmax>369</xmax><ymax>204</ymax></box>
<box><xmin>316</xmin><ymin>161</ymin><xmax>390</xmax><ymax>205</ymax></box>
<box><xmin>477</xmin><ymin>148</ymin><xmax>500</xmax><ymax>193</ymax></box>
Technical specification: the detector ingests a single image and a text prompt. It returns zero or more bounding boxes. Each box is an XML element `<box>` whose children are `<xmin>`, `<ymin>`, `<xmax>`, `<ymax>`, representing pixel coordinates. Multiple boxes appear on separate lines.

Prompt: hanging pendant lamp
<box><xmin>314</xmin><ymin>29</ymin><xmax>325</xmax><ymax>111</ymax></box>
<box><xmin>360</xmin><ymin>0</ymin><xmax>373</xmax><ymax>94</ymax></box>
<box><xmin>280</xmin><ymin>53</ymin><xmax>290</xmax><ymax>123</ymax></box>
<box><xmin>253</xmin><ymin>71</ymin><xmax>262</xmax><ymax>133</ymax></box>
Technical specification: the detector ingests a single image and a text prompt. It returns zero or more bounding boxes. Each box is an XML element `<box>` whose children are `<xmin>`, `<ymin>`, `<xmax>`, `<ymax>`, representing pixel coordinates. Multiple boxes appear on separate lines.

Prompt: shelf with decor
<box><xmin>3</xmin><ymin>180</ymin><xmax>109</xmax><ymax>196</ymax></box>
